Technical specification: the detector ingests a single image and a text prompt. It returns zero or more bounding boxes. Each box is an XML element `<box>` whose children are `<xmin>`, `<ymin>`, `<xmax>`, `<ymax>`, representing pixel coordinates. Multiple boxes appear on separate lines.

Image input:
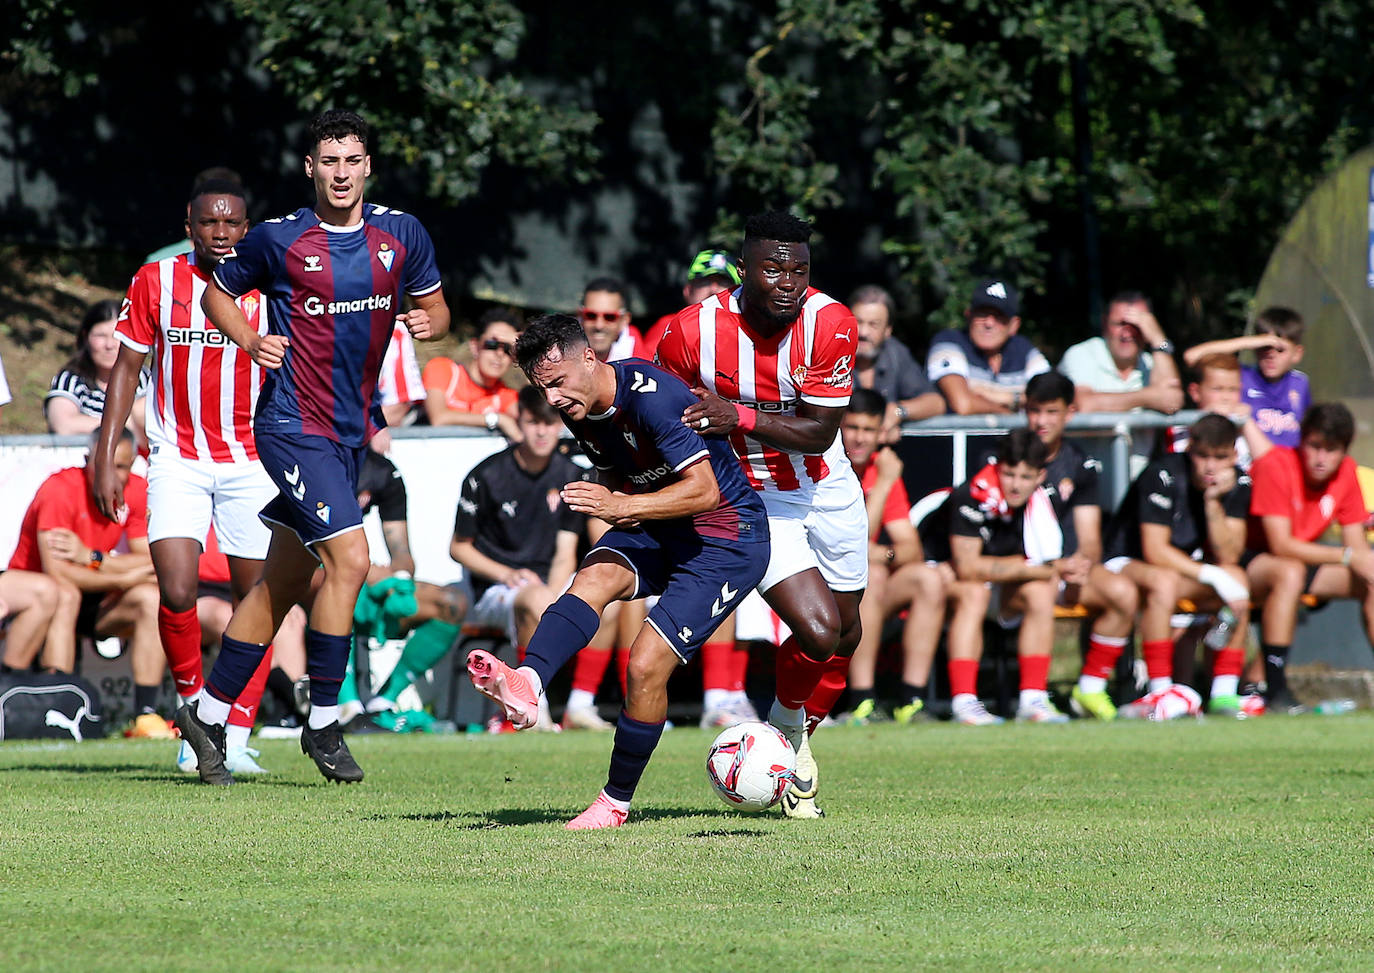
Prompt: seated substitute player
<box><xmin>1101</xmin><ymin>414</ymin><xmax>1253</xmax><ymax>715</ymax></box>
<box><xmin>450</xmin><ymin>384</ymin><xmax>610</xmax><ymax>731</ymax></box>
<box><xmin>1241</xmin><ymin>403</ymin><xmax>1372</xmax><ymax>714</ymax></box>
<box><xmin>1021</xmin><ymin>372</ymin><xmax>1177</xmax><ymax>721</ymax></box>
<box><xmin>176</xmin><ymin>109</ymin><xmax>449</xmax><ymax>786</ymax></box>
<box><xmin>839</xmin><ymin>388</ymin><xmax>949</xmax><ymax>724</ymax></box>
<box><xmin>919</xmin><ymin>429</ymin><xmax>1066</xmax><ymax>725</ymax></box>
<box><xmin>8</xmin><ymin>430</ymin><xmax>166</xmax><ymax>734</ymax></box>
<box><xmin>467</xmin><ymin>314</ymin><xmax>770</xmax><ymax>830</ymax></box>
<box><xmin>658</xmin><ymin>210</ymin><xmax>869</xmax><ymax>821</ymax></box>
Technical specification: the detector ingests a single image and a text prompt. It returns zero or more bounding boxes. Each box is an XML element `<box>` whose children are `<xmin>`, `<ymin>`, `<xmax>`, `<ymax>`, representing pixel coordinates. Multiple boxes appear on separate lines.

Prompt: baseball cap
<box><xmin>969</xmin><ymin>279</ymin><xmax>1019</xmax><ymax>317</ymax></box>
<box><xmin>687</xmin><ymin>249</ymin><xmax>741</xmax><ymax>286</ymax></box>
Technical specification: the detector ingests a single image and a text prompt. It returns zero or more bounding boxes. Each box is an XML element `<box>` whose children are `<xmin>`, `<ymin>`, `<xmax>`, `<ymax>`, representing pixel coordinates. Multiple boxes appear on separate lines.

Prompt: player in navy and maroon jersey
<box><xmin>175</xmin><ymin>109</ymin><xmax>450</xmax><ymax>786</ymax></box>
<box><xmin>467</xmin><ymin>313</ymin><xmax>770</xmax><ymax>830</ymax></box>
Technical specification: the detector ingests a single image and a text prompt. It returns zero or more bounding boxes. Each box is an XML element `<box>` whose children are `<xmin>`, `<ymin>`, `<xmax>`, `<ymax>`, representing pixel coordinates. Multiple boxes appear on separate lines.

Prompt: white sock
<box><xmin>727</xmin><ymin>690</ymin><xmax>751</xmax><ymax>707</ymax></box>
<box><xmin>308</xmin><ymin>704</ymin><xmax>340</xmax><ymax>729</ymax></box>
<box><xmin>178</xmin><ymin>690</ymin><xmax>202</xmax><ymax>709</ymax></box>
<box><xmin>600</xmin><ymin>790</ymin><xmax>631</xmax><ymax>812</ymax></box>
<box><xmin>1077</xmin><ymin>675</ymin><xmax>1108</xmax><ymax>694</ymax></box>
<box><xmin>1211</xmin><ymin>674</ymin><xmax>1239</xmax><ymax>697</ymax></box>
<box><xmin>198</xmin><ymin>694</ymin><xmax>231</xmax><ymax>727</ymax></box>
<box><xmin>703</xmin><ymin>688</ymin><xmax>730</xmax><ymax>710</ymax></box>
<box><xmin>517</xmin><ymin>665</ymin><xmax>544</xmax><ymax>699</ymax></box>
<box><xmin>225</xmin><ymin>723</ymin><xmax>250</xmax><ymax>750</ymax></box>
<box><xmin>768</xmin><ymin>699</ymin><xmax>804</xmax><ymax>726</ymax></box>
<box><xmin>952</xmin><ymin>693</ymin><xmax>978</xmax><ymax>711</ymax></box>
<box><xmin>1148</xmin><ymin>677</ymin><xmax>1173</xmax><ymax>693</ymax></box>
<box><xmin>566</xmin><ymin>688</ymin><xmax>595</xmax><ymax>712</ymax></box>
<box><xmin>1019</xmin><ymin>688</ymin><xmax>1048</xmax><ymax>709</ymax></box>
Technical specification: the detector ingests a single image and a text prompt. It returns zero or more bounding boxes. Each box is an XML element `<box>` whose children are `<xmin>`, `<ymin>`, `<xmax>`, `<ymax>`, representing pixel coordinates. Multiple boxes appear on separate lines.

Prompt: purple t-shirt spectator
<box><xmin>1241</xmin><ymin>365</ymin><xmax>1309</xmax><ymax>449</ymax></box>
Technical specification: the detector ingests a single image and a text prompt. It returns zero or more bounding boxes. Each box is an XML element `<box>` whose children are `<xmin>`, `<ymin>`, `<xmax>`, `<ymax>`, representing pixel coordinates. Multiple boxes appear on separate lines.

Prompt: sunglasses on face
<box><xmin>581</xmin><ymin>309</ymin><xmax>624</xmax><ymax>324</ymax></box>
<box><xmin>480</xmin><ymin>338</ymin><xmax>514</xmax><ymax>355</ymax></box>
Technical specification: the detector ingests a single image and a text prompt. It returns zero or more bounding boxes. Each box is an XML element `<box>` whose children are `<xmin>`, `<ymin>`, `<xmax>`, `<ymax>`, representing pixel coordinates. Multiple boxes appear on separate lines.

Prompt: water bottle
<box><xmin>1203</xmin><ymin>607</ymin><xmax>1236</xmax><ymax>649</ymax></box>
<box><xmin>1313</xmin><ymin>698</ymin><xmax>1357</xmax><ymax>715</ymax></box>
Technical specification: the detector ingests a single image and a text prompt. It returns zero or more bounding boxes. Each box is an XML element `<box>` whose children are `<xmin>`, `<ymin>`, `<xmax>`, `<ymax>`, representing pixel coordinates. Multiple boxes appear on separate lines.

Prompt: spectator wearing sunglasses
<box><xmin>580</xmin><ymin>277</ymin><xmax>649</xmax><ymax>363</ymax></box>
<box><xmin>421</xmin><ymin>307</ymin><xmax>522</xmax><ymax>438</ymax></box>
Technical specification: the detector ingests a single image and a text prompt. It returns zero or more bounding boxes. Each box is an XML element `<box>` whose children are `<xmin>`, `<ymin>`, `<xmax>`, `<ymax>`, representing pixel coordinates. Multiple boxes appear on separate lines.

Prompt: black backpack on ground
<box><xmin>0</xmin><ymin>671</ymin><xmax>106</xmax><ymax>741</ymax></box>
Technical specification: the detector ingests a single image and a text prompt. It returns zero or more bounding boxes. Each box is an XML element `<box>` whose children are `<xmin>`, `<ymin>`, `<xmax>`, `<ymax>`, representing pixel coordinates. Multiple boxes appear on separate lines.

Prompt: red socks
<box><xmin>1019</xmin><ymin>654</ymin><xmax>1051</xmax><ymax>693</ymax></box>
<box><xmin>158</xmin><ymin>605</ymin><xmax>203</xmax><ymax>698</ymax></box>
<box><xmin>949</xmin><ymin>658</ymin><xmax>979</xmax><ymax>697</ymax></box>
<box><xmin>1212</xmin><ymin>647</ymin><xmax>1244</xmax><ymax>679</ymax></box>
<box><xmin>700</xmin><ymin>642</ymin><xmax>734</xmax><ymax>692</ymax></box>
<box><xmin>773</xmin><ymin>637</ymin><xmax>829</xmax><ymax>710</ymax></box>
<box><xmin>571</xmin><ymin>646</ymin><xmax>613</xmax><ymax>694</ymax></box>
<box><xmin>1082</xmin><ymin>634</ymin><xmax>1128</xmax><ymax>680</ymax></box>
<box><xmin>802</xmin><ymin>653</ymin><xmax>851</xmax><ymax>729</ymax></box>
<box><xmin>1142</xmin><ymin>639</ymin><xmax>1174</xmax><ymax>682</ymax></box>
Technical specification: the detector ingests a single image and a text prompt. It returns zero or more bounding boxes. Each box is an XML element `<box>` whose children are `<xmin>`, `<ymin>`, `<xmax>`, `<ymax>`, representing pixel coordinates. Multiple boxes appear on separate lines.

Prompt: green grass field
<box><xmin>2</xmin><ymin>715</ymin><xmax>1372</xmax><ymax>971</ymax></box>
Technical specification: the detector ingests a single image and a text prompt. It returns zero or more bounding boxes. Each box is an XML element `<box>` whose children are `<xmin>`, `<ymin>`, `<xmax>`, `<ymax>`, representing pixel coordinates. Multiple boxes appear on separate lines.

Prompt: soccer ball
<box><xmin>705</xmin><ymin>720</ymin><xmax>796</xmax><ymax>811</ymax></box>
<box><xmin>1123</xmin><ymin>684</ymin><xmax>1203</xmax><ymax>721</ymax></box>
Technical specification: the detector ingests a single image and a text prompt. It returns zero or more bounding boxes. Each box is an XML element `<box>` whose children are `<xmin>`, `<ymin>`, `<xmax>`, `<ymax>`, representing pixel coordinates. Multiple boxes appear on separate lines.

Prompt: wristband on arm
<box><xmin>734</xmin><ymin>403</ymin><xmax>756</xmax><ymax>434</ymax></box>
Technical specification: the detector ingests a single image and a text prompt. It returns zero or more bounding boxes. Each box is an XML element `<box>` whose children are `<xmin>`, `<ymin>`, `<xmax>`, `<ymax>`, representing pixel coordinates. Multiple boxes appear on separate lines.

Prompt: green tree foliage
<box><xmin>231</xmin><ymin>0</ymin><xmax>600</xmax><ymax>203</ymax></box>
<box><xmin>711</xmin><ymin>0</ymin><xmax>1206</xmax><ymax>329</ymax></box>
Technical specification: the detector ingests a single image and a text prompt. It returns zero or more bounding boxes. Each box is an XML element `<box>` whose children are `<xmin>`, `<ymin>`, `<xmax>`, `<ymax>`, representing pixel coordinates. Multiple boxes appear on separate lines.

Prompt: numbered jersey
<box><xmin>116</xmin><ymin>252</ymin><xmax>265</xmax><ymax>462</ymax></box>
<box><xmin>656</xmin><ymin>286</ymin><xmax>858</xmax><ymax>502</ymax></box>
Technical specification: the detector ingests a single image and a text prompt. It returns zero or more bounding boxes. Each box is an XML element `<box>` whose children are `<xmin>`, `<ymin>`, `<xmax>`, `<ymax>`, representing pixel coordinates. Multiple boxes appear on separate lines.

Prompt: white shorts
<box><xmin>467</xmin><ymin>583</ymin><xmax>521</xmax><ymax>646</ymax></box>
<box><xmin>757</xmin><ymin>479</ymin><xmax>869</xmax><ymax>593</ymax></box>
<box><xmin>146</xmin><ymin>453</ymin><xmax>276</xmax><ymax>559</ymax></box>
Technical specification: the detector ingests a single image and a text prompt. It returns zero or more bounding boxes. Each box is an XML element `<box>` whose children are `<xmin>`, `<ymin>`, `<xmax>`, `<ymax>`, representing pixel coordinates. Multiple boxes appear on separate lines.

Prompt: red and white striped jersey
<box><xmin>378</xmin><ymin>321</ymin><xmax>424</xmax><ymax>406</ymax></box>
<box><xmin>656</xmin><ymin>286</ymin><xmax>857</xmax><ymax>499</ymax></box>
<box><xmin>116</xmin><ymin>254</ymin><xmax>266</xmax><ymax>463</ymax></box>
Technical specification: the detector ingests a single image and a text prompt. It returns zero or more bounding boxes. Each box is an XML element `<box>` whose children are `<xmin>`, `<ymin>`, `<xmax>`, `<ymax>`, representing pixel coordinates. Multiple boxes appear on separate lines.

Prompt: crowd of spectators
<box><xmin>1</xmin><ymin>243</ymin><xmax>1364</xmax><ymax>736</ymax></box>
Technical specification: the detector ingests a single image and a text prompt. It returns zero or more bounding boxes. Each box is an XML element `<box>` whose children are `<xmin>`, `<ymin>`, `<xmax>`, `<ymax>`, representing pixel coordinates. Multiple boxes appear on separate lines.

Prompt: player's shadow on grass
<box><xmin>365</xmin><ymin>806</ymin><xmax>713</xmax><ymax>828</ymax></box>
<box><xmin>3</xmin><ymin>762</ymin><xmax>160</xmax><ymax>776</ymax></box>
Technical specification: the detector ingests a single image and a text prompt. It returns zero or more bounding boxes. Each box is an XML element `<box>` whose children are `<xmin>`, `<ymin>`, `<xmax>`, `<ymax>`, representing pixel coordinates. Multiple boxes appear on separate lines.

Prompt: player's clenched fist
<box><xmin>398</xmin><ymin>310</ymin><xmax>433</xmax><ymax>341</ymax></box>
<box><xmin>249</xmin><ymin>334</ymin><xmax>290</xmax><ymax>369</ymax></box>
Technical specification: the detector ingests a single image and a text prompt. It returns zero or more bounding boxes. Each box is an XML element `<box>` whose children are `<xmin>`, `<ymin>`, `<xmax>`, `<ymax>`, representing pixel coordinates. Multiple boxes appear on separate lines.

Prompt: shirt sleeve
<box><xmin>1138</xmin><ymin>464</ymin><xmax>1176</xmax><ymax>527</ymax></box>
<box><xmin>375</xmin><ymin>462</ymin><xmax>409</xmax><ymax>523</ymax></box>
<box><xmin>890</xmin><ymin>342</ymin><xmax>933</xmax><ymax>399</ymax></box>
<box><xmin>1023</xmin><ymin>345</ymin><xmax>1052</xmax><ymax>379</ymax></box>
<box><xmin>399</xmin><ymin>215</ymin><xmax>442</xmax><ymax>297</ymax></box>
<box><xmin>213</xmin><ymin>224</ymin><xmax>275</xmax><ymax>299</ymax></box>
<box><xmin>421</xmin><ymin>357</ymin><xmax>457</xmax><ymax>393</ymax></box>
<box><xmin>1247</xmin><ymin>450</ymin><xmax>1290</xmax><ymax>518</ymax></box>
<box><xmin>797</xmin><ymin>301</ymin><xmax>858</xmax><ymax>406</ymax></box>
<box><xmin>1074</xmin><ymin>456</ymin><xmax>1101</xmax><ymax>510</ymax></box>
<box><xmin>115</xmin><ymin>266</ymin><xmax>158</xmax><ymax>352</ymax></box>
<box><xmin>949</xmin><ymin>488</ymin><xmax>987</xmax><ymax>539</ymax></box>
<box><xmin>926</xmin><ymin>331</ymin><xmax>970</xmax><ymax>383</ymax></box>
<box><xmin>881</xmin><ymin>477</ymin><xmax>912</xmax><ymax>531</ymax></box>
<box><xmin>453</xmin><ymin>466</ymin><xmax>487</xmax><ymax>540</ymax></box>
<box><xmin>629</xmin><ymin>366</ymin><xmax>710</xmax><ymax>473</ymax></box>
<box><xmin>1223</xmin><ymin>472</ymin><xmax>1252</xmax><ymax>519</ymax></box>
<box><xmin>1334</xmin><ymin>460</ymin><xmax>1367</xmax><ymax>526</ymax></box>
<box><xmin>653</xmin><ymin>311</ymin><xmax>700</xmax><ymax>388</ymax></box>
<box><xmin>124</xmin><ymin>476</ymin><xmax>149</xmax><ymax>540</ymax></box>
<box><xmin>1057</xmin><ymin>342</ymin><xmax>1088</xmax><ymax>385</ymax></box>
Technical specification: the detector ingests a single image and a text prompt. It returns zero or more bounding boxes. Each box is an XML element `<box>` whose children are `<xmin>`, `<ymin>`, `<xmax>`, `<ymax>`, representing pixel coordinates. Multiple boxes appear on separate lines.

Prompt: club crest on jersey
<box><xmin>623</xmin><ymin>429</ymin><xmax>638</xmax><ymax>449</ymax></box>
<box><xmin>315</xmin><ymin>503</ymin><xmax>331</xmax><ymax>523</ymax></box>
<box><xmin>303</xmin><ymin>255</ymin><xmax>324</xmax><ymax>273</ymax></box>
<box><xmin>791</xmin><ymin>364</ymin><xmax>808</xmax><ymax>385</ymax></box>
<box><xmin>502</xmin><ymin>500</ymin><xmax>518</xmax><ymax>518</ymax></box>
<box><xmin>546</xmin><ymin>489</ymin><xmax>561</xmax><ymax>514</ymax></box>
<box><xmin>1057</xmin><ymin>478</ymin><xmax>1075</xmax><ymax>502</ymax></box>
<box><xmin>240</xmin><ymin>294</ymin><xmax>259</xmax><ymax>321</ymax></box>
<box><xmin>376</xmin><ymin>243</ymin><xmax>395</xmax><ymax>272</ymax></box>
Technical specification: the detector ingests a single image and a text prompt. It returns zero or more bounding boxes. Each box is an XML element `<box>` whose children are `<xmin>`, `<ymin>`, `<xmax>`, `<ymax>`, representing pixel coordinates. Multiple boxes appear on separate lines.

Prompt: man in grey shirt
<box><xmin>850</xmin><ymin>284</ymin><xmax>944</xmax><ymax>441</ymax></box>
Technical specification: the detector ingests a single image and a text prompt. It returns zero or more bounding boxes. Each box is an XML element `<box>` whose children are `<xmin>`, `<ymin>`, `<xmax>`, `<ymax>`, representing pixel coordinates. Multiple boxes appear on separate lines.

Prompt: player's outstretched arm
<box><xmin>91</xmin><ymin>345</ymin><xmax>146</xmax><ymax>521</ymax></box>
<box><xmin>562</xmin><ymin>460</ymin><xmax>720</xmax><ymax>525</ymax></box>
<box><xmin>203</xmin><ymin>284</ymin><xmax>288</xmax><ymax>368</ymax></box>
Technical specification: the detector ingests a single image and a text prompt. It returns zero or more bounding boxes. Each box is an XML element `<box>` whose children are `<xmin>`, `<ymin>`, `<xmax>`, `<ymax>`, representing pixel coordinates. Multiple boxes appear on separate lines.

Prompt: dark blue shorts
<box><xmin>255</xmin><ymin>433</ymin><xmax>368</xmax><ymax>548</ymax></box>
<box><xmin>589</xmin><ymin>525</ymin><xmax>770</xmax><ymax>662</ymax></box>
